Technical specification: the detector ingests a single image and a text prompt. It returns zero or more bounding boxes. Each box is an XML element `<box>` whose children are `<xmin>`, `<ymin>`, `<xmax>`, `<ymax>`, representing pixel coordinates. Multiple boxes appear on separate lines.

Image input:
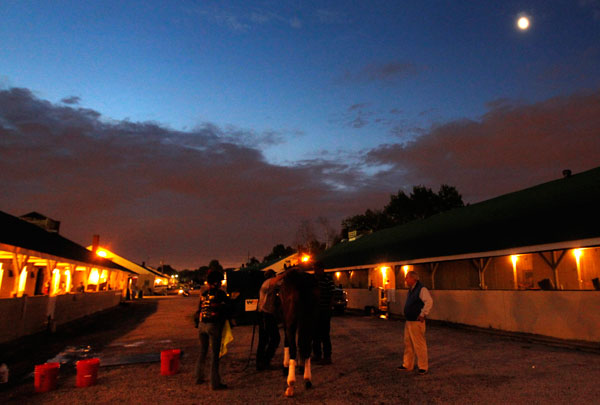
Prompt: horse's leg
<box><xmin>303</xmin><ymin>357</ymin><xmax>312</xmax><ymax>389</ymax></box>
<box><xmin>283</xmin><ymin>347</ymin><xmax>290</xmax><ymax>367</ymax></box>
<box><xmin>297</xmin><ymin>348</ymin><xmax>304</xmax><ymax>374</ymax></box>
<box><xmin>285</xmin><ymin>323</ymin><xmax>297</xmax><ymax>397</ymax></box>
<box><xmin>283</xmin><ymin>325</ymin><xmax>290</xmax><ymax>369</ymax></box>
<box><xmin>299</xmin><ymin>320</ymin><xmax>313</xmax><ymax>389</ymax></box>
<box><xmin>285</xmin><ymin>358</ymin><xmax>296</xmax><ymax>397</ymax></box>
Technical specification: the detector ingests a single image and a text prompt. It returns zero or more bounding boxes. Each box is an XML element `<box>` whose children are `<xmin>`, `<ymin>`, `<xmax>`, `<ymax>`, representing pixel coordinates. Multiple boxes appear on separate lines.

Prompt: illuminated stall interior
<box><xmin>0</xmin><ymin>211</ymin><xmax>134</xmax><ymax>299</ymax></box>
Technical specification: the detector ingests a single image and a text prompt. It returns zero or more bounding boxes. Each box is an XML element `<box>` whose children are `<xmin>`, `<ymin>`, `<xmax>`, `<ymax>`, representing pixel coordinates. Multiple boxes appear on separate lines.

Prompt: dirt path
<box><xmin>1</xmin><ymin>294</ymin><xmax>599</xmax><ymax>404</ymax></box>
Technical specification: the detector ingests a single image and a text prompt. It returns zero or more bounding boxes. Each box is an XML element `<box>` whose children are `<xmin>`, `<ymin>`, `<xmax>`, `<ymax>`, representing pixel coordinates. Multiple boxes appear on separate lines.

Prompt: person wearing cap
<box><xmin>256</xmin><ymin>269</ymin><xmax>283</xmax><ymax>370</ymax></box>
<box><xmin>195</xmin><ymin>270</ymin><xmax>229</xmax><ymax>390</ymax></box>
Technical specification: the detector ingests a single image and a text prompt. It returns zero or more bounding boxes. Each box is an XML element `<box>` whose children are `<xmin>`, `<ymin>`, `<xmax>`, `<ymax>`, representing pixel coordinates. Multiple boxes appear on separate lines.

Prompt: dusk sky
<box><xmin>1</xmin><ymin>1</ymin><xmax>599</xmax><ymax>269</ymax></box>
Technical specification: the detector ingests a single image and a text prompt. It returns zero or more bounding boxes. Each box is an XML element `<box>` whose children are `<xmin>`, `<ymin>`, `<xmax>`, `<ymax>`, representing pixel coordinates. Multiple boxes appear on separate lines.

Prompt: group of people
<box><xmin>255</xmin><ymin>262</ymin><xmax>335</xmax><ymax>371</ymax></box>
<box><xmin>193</xmin><ymin>265</ymin><xmax>433</xmax><ymax>391</ymax></box>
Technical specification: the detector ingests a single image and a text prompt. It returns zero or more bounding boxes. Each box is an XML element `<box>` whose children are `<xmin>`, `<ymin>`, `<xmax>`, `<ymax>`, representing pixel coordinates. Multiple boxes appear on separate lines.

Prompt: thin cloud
<box><xmin>60</xmin><ymin>96</ymin><xmax>81</xmax><ymax>105</ymax></box>
<box><xmin>192</xmin><ymin>6</ymin><xmax>303</xmax><ymax>32</ymax></box>
<box><xmin>331</xmin><ymin>103</ymin><xmax>374</xmax><ymax>129</ymax></box>
<box><xmin>332</xmin><ymin>103</ymin><xmax>397</xmax><ymax>131</ymax></box>
<box><xmin>250</xmin><ymin>10</ymin><xmax>302</xmax><ymax>29</ymax></box>
<box><xmin>193</xmin><ymin>123</ymin><xmax>289</xmax><ymax>148</ymax></box>
<box><xmin>250</xmin><ymin>11</ymin><xmax>271</xmax><ymax>24</ymax></box>
<box><xmin>339</xmin><ymin>61</ymin><xmax>420</xmax><ymax>84</ymax></box>
<box><xmin>348</xmin><ymin>103</ymin><xmax>368</xmax><ymax>111</ymax></box>
<box><xmin>315</xmin><ymin>9</ymin><xmax>348</xmax><ymax>24</ymax></box>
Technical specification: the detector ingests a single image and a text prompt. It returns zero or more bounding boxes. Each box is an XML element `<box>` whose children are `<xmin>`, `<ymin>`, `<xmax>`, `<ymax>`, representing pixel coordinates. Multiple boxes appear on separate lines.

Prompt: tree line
<box><xmin>341</xmin><ymin>184</ymin><xmax>464</xmax><ymax>237</ymax></box>
<box><xmin>175</xmin><ymin>244</ymin><xmax>297</xmax><ymax>283</ymax></box>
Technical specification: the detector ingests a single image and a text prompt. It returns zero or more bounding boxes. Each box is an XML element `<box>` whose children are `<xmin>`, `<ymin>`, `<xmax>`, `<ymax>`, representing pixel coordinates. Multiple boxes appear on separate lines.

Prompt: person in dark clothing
<box><xmin>195</xmin><ymin>270</ymin><xmax>229</xmax><ymax>390</ymax></box>
<box><xmin>256</xmin><ymin>269</ymin><xmax>283</xmax><ymax>370</ymax></box>
<box><xmin>312</xmin><ymin>261</ymin><xmax>335</xmax><ymax>365</ymax></box>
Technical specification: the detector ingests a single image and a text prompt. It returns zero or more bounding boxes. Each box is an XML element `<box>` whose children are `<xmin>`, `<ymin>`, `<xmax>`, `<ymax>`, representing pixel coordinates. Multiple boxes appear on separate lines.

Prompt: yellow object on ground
<box><xmin>220</xmin><ymin>320</ymin><xmax>234</xmax><ymax>358</ymax></box>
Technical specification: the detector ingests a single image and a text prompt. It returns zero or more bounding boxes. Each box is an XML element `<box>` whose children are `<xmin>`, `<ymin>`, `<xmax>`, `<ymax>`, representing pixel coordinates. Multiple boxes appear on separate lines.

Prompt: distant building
<box><xmin>87</xmin><ymin>246</ymin><xmax>169</xmax><ymax>296</ymax></box>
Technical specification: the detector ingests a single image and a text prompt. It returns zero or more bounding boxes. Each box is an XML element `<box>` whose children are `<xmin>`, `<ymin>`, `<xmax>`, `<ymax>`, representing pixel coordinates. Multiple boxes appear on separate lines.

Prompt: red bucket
<box><xmin>34</xmin><ymin>362</ymin><xmax>60</xmax><ymax>393</ymax></box>
<box><xmin>76</xmin><ymin>358</ymin><xmax>100</xmax><ymax>388</ymax></box>
<box><xmin>160</xmin><ymin>349</ymin><xmax>181</xmax><ymax>376</ymax></box>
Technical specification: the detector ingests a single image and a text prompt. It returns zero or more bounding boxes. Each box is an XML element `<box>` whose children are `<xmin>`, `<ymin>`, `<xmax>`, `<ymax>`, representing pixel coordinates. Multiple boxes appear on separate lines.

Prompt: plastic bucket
<box><xmin>160</xmin><ymin>349</ymin><xmax>181</xmax><ymax>376</ymax></box>
<box><xmin>76</xmin><ymin>358</ymin><xmax>100</xmax><ymax>388</ymax></box>
<box><xmin>34</xmin><ymin>362</ymin><xmax>60</xmax><ymax>393</ymax></box>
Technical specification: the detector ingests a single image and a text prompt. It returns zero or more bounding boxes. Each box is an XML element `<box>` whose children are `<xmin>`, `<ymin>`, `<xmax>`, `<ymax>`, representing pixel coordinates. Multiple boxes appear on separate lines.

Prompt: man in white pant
<box><xmin>398</xmin><ymin>271</ymin><xmax>433</xmax><ymax>375</ymax></box>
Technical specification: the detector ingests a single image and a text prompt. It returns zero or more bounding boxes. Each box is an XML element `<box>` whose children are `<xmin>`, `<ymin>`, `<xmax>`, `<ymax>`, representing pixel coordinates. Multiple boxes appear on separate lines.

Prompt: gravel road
<box><xmin>1</xmin><ymin>293</ymin><xmax>598</xmax><ymax>404</ymax></box>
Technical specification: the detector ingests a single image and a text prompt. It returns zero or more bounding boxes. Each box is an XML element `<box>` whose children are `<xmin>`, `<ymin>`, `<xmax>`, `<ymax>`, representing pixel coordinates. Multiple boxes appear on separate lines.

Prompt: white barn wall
<box><xmin>0</xmin><ymin>290</ymin><xmax>122</xmax><ymax>344</ymax></box>
<box><xmin>426</xmin><ymin>290</ymin><xmax>600</xmax><ymax>341</ymax></box>
<box><xmin>345</xmin><ymin>289</ymin><xmax>379</xmax><ymax>310</ymax></box>
<box><xmin>346</xmin><ymin>289</ymin><xmax>600</xmax><ymax>342</ymax></box>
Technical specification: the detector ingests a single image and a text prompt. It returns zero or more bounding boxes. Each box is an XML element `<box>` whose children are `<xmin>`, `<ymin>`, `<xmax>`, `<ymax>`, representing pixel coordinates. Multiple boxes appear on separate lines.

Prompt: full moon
<box><xmin>517</xmin><ymin>16</ymin><xmax>530</xmax><ymax>30</ymax></box>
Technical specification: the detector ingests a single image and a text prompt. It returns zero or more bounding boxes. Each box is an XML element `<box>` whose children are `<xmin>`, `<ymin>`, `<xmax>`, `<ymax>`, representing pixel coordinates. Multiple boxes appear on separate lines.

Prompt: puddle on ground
<box><xmin>25</xmin><ymin>345</ymin><xmax>97</xmax><ymax>379</ymax></box>
<box><xmin>39</xmin><ymin>341</ymin><xmax>183</xmax><ymax>372</ymax></box>
<box><xmin>99</xmin><ymin>352</ymin><xmax>161</xmax><ymax>367</ymax></box>
<box><xmin>107</xmin><ymin>339</ymin><xmax>172</xmax><ymax>348</ymax></box>
<box><xmin>46</xmin><ymin>345</ymin><xmax>96</xmax><ymax>366</ymax></box>
<box><xmin>107</xmin><ymin>340</ymin><xmax>146</xmax><ymax>348</ymax></box>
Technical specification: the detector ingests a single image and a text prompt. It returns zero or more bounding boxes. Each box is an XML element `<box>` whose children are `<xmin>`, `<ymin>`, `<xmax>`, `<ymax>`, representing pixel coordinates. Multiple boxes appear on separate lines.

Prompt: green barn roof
<box><xmin>318</xmin><ymin>166</ymin><xmax>600</xmax><ymax>269</ymax></box>
<box><xmin>0</xmin><ymin>210</ymin><xmax>133</xmax><ymax>273</ymax></box>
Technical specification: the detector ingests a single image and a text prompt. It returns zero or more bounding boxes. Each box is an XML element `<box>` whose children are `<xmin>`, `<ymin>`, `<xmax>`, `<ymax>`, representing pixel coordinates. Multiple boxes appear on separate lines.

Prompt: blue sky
<box><xmin>1</xmin><ymin>1</ymin><xmax>600</xmax><ymax>268</ymax></box>
<box><xmin>4</xmin><ymin>0</ymin><xmax>599</xmax><ymax>163</ymax></box>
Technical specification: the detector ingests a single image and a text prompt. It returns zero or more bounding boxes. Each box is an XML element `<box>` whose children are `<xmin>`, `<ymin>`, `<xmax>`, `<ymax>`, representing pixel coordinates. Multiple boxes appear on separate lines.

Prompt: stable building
<box><xmin>0</xmin><ymin>210</ymin><xmax>135</xmax><ymax>343</ymax></box>
<box><xmin>318</xmin><ymin>167</ymin><xmax>600</xmax><ymax>343</ymax></box>
<box><xmin>88</xmin><ymin>246</ymin><xmax>170</xmax><ymax>296</ymax></box>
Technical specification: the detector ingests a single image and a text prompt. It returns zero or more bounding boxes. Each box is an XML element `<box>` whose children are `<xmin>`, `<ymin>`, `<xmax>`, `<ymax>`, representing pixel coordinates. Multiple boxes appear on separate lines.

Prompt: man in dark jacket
<box><xmin>397</xmin><ymin>270</ymin><xmax>433</xmax><ymax>375</ymax></box>
<box><xmin>313</xmin><ymin>261</ymin><xmax>335</xmax><ymax>365</ymax></box>
<box><xmin>195</xmin><ymin>270</ymin><xmax>229</xmax><ymax>390</ymax></box>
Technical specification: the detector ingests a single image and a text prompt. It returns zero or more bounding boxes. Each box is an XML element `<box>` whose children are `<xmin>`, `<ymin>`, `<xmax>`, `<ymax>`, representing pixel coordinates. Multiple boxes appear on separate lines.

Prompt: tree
<box><xmin>294</xmin><ymin>219</ymin><xmax>317</xmax><ymax>249</ymax></box>
<box><xmin>437</xmin><ymin>184</ymin><xmax>464</xmax><ymax>211</ymax></box>
<box><xmin>341</xmin><ymin>209</ymin><xmax>390</xmax><ymax>237</ymax></box>
<box><xmin>383</xmin><ymin>190</ymin><xmax>412</xmax><ymax>225</ymax></box>
<box><xmin>196</xmin><ymin>266</ymin><xmax>209</xmax><ymax>283</ymax></box>
<box><xmin>158</xmin><ymin>264</ymin><xmax>177</xmax><ymax>276</ymax></box>
<box><xmin>208</xmin><ymin>259</ymin><xmax>223</xmax><ymax>273</ymax></box>
<box><xmin>178</xmin><ymin>269</ymin><xmax>195</xmax><ymax>283</ymax></box>
<box><xmin>317</xmin><ymin>216</ymin><xmax>339</xmax><ymax>248</ymax></box>
<box><xmin>244</xmin><ymin>256</ymin><xmax>260</xmax><ymax>268</ymax></box>
<box><xmin>294</xmin><ymin>219</ymin><xmax>327</xmax><ymax>255</ymax></box>
<box><xmin>263</xmin><ymin>244</ymin><xmax>296</xmax><ymax>262</ymax></box>
<box><xmin>341</xmin><ymin>184</ymin><xmax>465</xmax><ymax>238</ymax></box>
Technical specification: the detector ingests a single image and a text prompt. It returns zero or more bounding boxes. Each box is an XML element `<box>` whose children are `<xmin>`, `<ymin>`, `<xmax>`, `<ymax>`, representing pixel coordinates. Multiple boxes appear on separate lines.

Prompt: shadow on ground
<box><xmin>0</xmin><ymin>300</ymin><xmax>158</xmax><ymax>389</ymax></box>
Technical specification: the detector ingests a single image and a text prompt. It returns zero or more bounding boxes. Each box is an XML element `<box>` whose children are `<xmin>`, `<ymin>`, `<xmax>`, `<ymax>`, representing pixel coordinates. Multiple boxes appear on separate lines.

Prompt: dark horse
<box><xmin>279</xmin><ymin>266</ymin><xmax>318</xmax><ymax>397</ymax></box>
